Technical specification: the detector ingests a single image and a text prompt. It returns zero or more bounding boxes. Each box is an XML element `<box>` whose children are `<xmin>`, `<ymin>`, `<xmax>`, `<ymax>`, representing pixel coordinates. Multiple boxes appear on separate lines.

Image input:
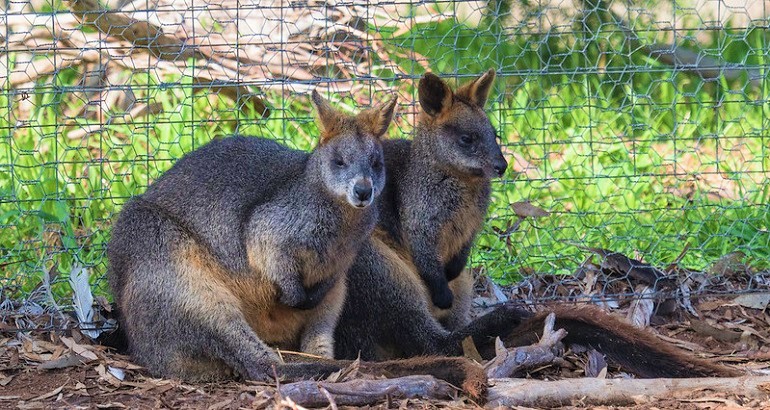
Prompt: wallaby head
<box><xmin>416</xmin><ymin>69</ymin><xmax>508</xmax><ymax>179</ymax></box>
<box><xmin>310</xmin><ymin>90</ymin><xmax>396</xmax><ymax>208</ymax></box>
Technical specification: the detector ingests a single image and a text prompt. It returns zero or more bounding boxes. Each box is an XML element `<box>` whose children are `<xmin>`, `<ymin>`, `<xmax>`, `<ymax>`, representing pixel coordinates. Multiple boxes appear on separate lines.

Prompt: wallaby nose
<box><xmin>494</xmin><ymin>156</ymin><xmax>508</xmax><ymax>177</ymax></box>
<box><xmin>354</xmin><ymin>181</ymin><xmax>373</xmax><ymax>202</ymax></box>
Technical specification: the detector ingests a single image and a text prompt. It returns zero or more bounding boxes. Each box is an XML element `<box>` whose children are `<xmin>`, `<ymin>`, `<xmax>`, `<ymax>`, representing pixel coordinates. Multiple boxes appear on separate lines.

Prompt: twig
<box><xmin>318</xmin><ymin>387</ymin><xmax>338</xmax><ymax>410</ymax></box>
<box><xmin>66</xmin><ymin>0</ymin><xmax>195</xmax><ymax>61</ymax></box>
<box><xmin>485</xmin><ymin>312</ymin><xmax>567</xmax><ymax>378</ymax></box>
<box><xmin>580</xmin><ymin>0</ymin><xmax>761</xmax><ymax>86</ymax></box>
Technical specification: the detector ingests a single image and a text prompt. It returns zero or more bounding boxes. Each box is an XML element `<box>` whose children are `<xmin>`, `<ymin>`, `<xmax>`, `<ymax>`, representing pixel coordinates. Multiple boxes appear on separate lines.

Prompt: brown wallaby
<box><xmin>334</xmin><ymin>70</ymin><xmax>740</xmax><ymax>379</ymax></box>
<box><xmin>107</xmin><ymin>90</ymin><xmax>397</xmax><ymax>382</ymax></box>
<box><xmin>335</xmin><ymin>69</ymin><xmax>508</xmax><ymax>359</ymax></box>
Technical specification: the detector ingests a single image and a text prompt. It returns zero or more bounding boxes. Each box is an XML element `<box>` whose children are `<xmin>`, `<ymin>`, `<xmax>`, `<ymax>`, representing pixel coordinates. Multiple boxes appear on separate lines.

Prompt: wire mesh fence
<box><xmin>1</xmin><ymin>0</ymin><xmax>769</xmax><ymax>324</ymax></box>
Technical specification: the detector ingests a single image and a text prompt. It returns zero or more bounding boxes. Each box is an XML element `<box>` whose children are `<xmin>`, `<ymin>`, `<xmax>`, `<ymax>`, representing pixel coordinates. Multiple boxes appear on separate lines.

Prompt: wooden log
<box><xmin>485</xmin><ymin>312</ymin><xmax>567</xmax><ymax>378</ymax></box>
<box><xmin>488</xmin><ymin>376</ymin><xmax>770</xmax><ymax>408</ymax></box>
<box><xmin>278</xmin><ymin>375</ymin><xmax>456</xmax><ymax>408</ymax></box>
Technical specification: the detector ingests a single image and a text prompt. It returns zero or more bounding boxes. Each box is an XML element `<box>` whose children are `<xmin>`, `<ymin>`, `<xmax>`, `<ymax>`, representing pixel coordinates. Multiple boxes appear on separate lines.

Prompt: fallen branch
<box><xmin>488</xmin><ymin>375</ymin><xmax>770</xmax><ymax>407</ymax></box>
<box><xmin>278</xmin><ymin>375</ymin><xmax>456</xmax><ymax>407</ymax></box>
<box><xmin>581</xmin><ymin>0</ymin><xmax>761</xmax><ymax>86</ymax></box>
<box><xmin>66</xmin><ymin>0</ymin><xmax>195</xmax><ymax>61</ymax></box>
<box><xmin>485</xmin><ymin>312</ymin><xmax>567</xmax><ymax>378</ymax></box>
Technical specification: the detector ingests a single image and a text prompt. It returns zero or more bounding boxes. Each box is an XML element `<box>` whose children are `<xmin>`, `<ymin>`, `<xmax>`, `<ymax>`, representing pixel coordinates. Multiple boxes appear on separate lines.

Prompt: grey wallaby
<box><xmin>107</xmin><ymin>90</ymin><xmax>396</xmax><ymax>382</ymax></box>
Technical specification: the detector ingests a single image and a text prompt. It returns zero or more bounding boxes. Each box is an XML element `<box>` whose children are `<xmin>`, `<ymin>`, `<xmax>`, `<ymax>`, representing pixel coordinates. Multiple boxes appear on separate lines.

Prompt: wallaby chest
<box><xmin>429</xmin><ymin>178</ymin><xmax>489</xmax><ymax>264</ymax></box>
<box><xmin>239</xmin><ymin>200</ymin><xmax>373</xmax><ymax>346</ymax></box>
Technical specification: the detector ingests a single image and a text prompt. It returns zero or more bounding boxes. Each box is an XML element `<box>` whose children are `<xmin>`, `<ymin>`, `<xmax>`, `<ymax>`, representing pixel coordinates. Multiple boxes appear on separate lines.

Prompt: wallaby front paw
<box><xmin>278</xmin><ymin>278</ymin><xmax>307</xmax><ymax>308</ymax></box>
<box><xmin>431</xmin><ymin>281</ymin><xmax>454</xmax><ymax>309</ymax></box>
<box><xmin>295</xmin><ymin>276</ymin><xmax>337</xmax><ymax>310</ymax></box>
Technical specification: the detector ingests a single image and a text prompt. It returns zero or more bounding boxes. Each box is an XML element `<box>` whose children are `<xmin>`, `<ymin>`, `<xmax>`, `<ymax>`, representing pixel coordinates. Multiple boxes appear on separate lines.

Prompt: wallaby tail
<box><xmin>501</xmin><ymin>305</ymin><xmax>741</xmax><ymax>378</ymax></box>
<box><xmin>92</xmin><ymin>303</ymin><xmax>130</xmax><ymax>354</ymax></box>
<box><xmin>277</xmin><ymin>355</ymin><xmax>487</xmax><ymax>401</ymax></box>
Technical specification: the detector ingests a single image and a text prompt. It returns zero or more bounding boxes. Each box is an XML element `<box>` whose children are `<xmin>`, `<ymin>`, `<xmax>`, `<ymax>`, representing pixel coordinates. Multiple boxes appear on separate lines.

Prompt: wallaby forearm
<box><xmin>408</xmin><ymin>235</ymin><xmax>453</xmax><ymax>309</ymax></box>
<box><xmin>444</xmin><ymin>243</ymin><xmax>471</xmax><ymax>281</ymax></box>
<box><xmin>246</xmin><ymin>243</ymin><xmax>308</xmax><ymax>309</ymax></box>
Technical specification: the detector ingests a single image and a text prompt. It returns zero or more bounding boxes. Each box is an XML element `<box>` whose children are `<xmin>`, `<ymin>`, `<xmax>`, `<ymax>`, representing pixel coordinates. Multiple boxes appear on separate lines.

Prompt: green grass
<box><xmin>1</xmin><ymin>8</ymin><xmax>769</xmax><ymax>303</ymax></box>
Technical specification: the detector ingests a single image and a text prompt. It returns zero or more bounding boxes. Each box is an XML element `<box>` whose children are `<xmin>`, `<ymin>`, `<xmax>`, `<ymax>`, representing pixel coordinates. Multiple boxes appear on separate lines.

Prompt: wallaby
<box><xmin>107</xmin><ymin>90</ymin><xmax>397</xmax><ymax>382</ymax></box>
<box><xmin>335</xmin><ymin>69</ymin><xmax>507</xmax><ymax>359</ymax></box>
<box><xmin>334</xmin><ymin>70</ymin><xmax>740</xmax><ymax>379</ymax></box>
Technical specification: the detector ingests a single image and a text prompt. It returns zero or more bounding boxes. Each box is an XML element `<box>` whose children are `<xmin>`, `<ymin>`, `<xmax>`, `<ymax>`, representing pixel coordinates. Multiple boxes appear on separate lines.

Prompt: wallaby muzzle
<box><xmin>348</xmin><ymin>178</ymin><xmax>374</xmax><ymax>208</ymax></box>
<box><xmin>493</xmin><ymin>154</ymin><xmax>508</xmax><ymax>177</ymax></box>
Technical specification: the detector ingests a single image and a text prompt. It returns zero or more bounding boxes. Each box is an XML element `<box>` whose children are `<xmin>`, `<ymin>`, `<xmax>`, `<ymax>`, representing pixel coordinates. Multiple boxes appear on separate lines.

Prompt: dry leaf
<box><xmin>96</xmin><ymin>403</ymin><xmax>127</xmax><ymax>409</ymax></box>
<box><xmin>708</xmin><ymin>252</ymin><xmax>748</xmax><ymax>276</ymax></box>
<box><xmin>108</xmin><ymin>366</ymin><xmax>126</xmax><ymax>380</ymax></box>
<box><xmin>575</xmin><ymin>245</ymin><xmax>674</xmax><ymax>289</ymax></box>
<box><xmin>585</xmin><ymin>349</ymin><xmax>608</xmax><ymax>378</ymax></box>
<box><xmin>95</xmin><ymin>364</ymin><xmax>122</xmax><ymax>387</ymax></box>
<box><xmin>0</xmin><ymin>374</ymin><xmax>15</xmax><ymax>386</ymax></box>
<box><xmin>60</xmin><ymin>336</ymin><xmax>99</xmax><ymax>361</ymax></box>
<box><xmin>690</xmin><ymin>319</ymin><xmax>742</xmax><ymax>343</ymax></box>
<box><xmin>461</xmin><ymin>336</ymin><xmax>483</xmax><ymax>363</ymax></box>
<box><xmin>731</xmin><ymin>293</ymin><xmax>770</xmax><ymax>310</ymax></box>
<box><xmin>30</xmin><ymin>384</ymin><xmax>65</xmax><ymax>401</ymax></box>
<box><xmin>626</xmin><ymin>286</ymin><xmax>655</xmax><ymax>329</ymax></box>
<box><xmin>510</xmin><ymin>201</ymin><xmax>550</xmax><ymax>218</ymax></box>
<box><xmin>207</xmin><ymin>399</ymin><xmax>233</xmax><ymax>410</ymax></box>
<box><xmin>39</xmin><ymin>353</ymin><xmax>88</xmax><ymax>370</ymax></box>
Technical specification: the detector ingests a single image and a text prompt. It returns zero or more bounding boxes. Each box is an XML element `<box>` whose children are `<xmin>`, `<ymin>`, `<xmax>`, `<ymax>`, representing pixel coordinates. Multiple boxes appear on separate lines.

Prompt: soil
<box><xmin>3</xmin><ymin>261</ymin><xmax>770</xmax><ymax>409</ymax></box>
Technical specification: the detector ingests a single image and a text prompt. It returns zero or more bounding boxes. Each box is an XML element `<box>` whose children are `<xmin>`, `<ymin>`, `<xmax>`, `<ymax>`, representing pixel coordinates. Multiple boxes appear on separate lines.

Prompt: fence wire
<box><xmin>1</xmin><ymin>0</ymin><xmax>769</xmax><ymax>322</ymax></box>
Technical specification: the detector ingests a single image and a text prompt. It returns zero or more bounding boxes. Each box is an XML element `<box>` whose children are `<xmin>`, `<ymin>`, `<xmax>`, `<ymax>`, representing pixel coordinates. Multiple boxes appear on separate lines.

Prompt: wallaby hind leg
<box><xmin>113</xmin><ymin>205</ymin><xmax>280</xmax><ymax>382</ymax></box>
<box><xmin>336</xmin><ymin>243</ymin><xmax>460</xmax><ymax>360</ymax></box>
<box><xmin>121</xmin><ymin>256</ymin><xmax>281</xmax><ymax>381</ymax></box>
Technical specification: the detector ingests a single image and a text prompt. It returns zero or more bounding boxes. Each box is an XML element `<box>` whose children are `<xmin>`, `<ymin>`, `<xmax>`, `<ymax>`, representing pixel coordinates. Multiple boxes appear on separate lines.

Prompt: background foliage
<box><xmin>1</xmin><ymin>0</ymin><xmax>768</xmax><ymax>306</ymax></box>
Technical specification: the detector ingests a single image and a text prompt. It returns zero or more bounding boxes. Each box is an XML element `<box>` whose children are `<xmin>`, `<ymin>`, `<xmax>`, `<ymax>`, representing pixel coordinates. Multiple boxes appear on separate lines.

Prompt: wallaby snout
<box><xmin>354</xmin><ymin>180</ymin><xmax>373</xmax><ymax>202</ymax></box>
<box><xmin>349</xmin><ymin>178</ymin><xmax>374</xmax><ymax>208</ymax></box>
<box><xmin>493</xmin><ymin>155</ymin><xmax>508</xmax><ymax>177</ymax></box>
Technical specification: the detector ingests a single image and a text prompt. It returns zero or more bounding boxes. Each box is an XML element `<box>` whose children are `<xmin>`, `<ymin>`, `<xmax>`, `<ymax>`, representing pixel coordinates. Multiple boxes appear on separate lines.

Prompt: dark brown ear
<box><xmin>311</xmin><ymin>90</ymin><xmax>345</xmax><ymax>143</ymax></box>
<box><xmin>418</xmin><ymin>73</ymin><xmax>453</xmax><ymax>117</ymax></box>
<box><xmin>357</xmin><ymin>95</ymin><xmax>398</xmax><ymax>139</ymax></box>
<box><xmin>456</xmin><ymin>68</ymin><xmax>496</xmax><ymax>108</ymax></box>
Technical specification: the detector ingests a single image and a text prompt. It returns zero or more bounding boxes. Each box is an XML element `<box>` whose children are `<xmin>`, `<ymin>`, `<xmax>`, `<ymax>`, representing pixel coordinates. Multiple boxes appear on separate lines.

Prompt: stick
<box><xmin>580</xmin><ymin>0</ymin><xmax>761</xmax><ymax>86</ymax></box>
<box><xmin>278</xmin><ymin>375</ymin><xmax>455</xmax><ymax>407</ymax></box>
<box><xmin>485</xmin><ymin>312</ymin><xmax>567</xmax><ymax>378</ymax></box>
<box><xmin>488</xmin><ymin>376</ymin><xmax>770</xmax><ymax>407</ymax></box>
<box><xmin>65</xmin><ymin>0</ymin><xmax>195</xmax><ymax>61</ymax></box>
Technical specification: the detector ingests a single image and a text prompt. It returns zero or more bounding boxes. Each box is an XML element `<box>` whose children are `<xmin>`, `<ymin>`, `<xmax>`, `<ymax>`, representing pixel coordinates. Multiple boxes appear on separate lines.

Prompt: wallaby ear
<box><xmin>312</xmin><ymin>90</ymin><xmax>344</xmax><ymax>143</ymax></box>
<box><xmin>418</xmin><ymin>72</ymin><xmax>453</xmax><ymax>117</ymax></box>
<box><xmin>456</xmin><ymin>68</ymin><xmax>496</xmax><ymax>108</ymax></box>
<box><xmin>358</xmin><ymin>95</ymin><xmax>398</xmax><ymax>139</ymax></box>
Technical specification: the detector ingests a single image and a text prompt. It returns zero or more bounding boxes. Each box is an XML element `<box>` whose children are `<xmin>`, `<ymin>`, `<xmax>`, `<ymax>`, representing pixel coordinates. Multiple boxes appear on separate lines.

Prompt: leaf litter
<box><xmin>2</xmin><ymin>246</ymin><xmax>770</xmax><ymax>408</ymax></box>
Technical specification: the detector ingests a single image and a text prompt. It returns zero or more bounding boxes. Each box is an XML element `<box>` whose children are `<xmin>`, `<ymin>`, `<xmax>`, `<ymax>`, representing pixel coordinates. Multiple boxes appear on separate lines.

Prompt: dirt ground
<box><xmin>3</xmin><ymin>255</ymin><xmax>770</xmax><ymax>409</ymax></box>
<box><xmin>3</xmin><ymin>292</ymin><xmax>770</xmax><ymax>409</ymax></box>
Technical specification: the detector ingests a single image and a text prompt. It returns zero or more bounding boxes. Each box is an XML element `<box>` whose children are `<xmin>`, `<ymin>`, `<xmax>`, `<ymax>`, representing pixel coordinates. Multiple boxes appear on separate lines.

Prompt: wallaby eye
<box><xmin>459</xmin><ymin>134</ymin><xmax>474</xmax><ymax>146</ymax></box>
<box><xmin>372</xmin><ymin>159</ymin><xmax>383</xmax><ymax>170</ymax></box>
<box><xmin>334</xmin><ymin>158</ymin><xmax>346</xmax><ymax>168</ymax></box>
